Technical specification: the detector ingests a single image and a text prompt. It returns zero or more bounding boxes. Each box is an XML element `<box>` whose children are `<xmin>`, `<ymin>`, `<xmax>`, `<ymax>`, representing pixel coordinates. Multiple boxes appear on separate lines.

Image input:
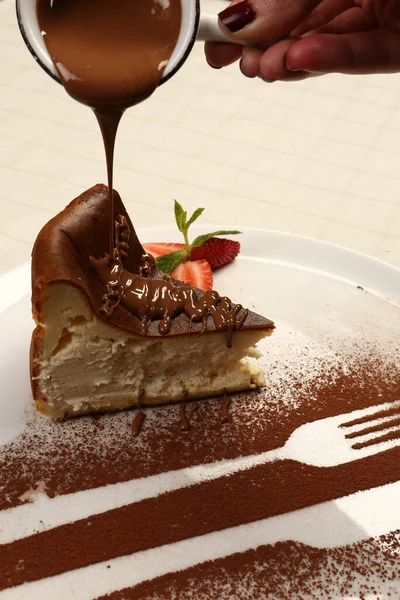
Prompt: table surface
<box><xmin>1</xmin><ymin>0</ymin><xmax>400</xmax><ymax>276</ymax></box>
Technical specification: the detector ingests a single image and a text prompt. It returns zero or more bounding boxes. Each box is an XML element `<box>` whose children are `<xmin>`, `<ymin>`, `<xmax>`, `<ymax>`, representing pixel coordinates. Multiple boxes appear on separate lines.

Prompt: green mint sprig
<box><xmin>156</xmin><ymin>200</ymin><xmax>240</xmax><ymax>274</ymax></box>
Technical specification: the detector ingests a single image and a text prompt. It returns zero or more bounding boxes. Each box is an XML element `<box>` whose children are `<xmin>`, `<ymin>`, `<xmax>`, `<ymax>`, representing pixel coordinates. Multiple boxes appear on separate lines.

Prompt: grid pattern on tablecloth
<box><xmin>0</xmin><ymin>0</ymin><xmax>399</xmax><ymax>275</ymax></box>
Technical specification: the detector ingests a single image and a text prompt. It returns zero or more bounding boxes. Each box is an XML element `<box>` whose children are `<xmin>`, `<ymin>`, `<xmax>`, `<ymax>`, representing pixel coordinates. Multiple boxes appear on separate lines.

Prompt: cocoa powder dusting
<box><xmin>0</xmin><ymin>342</ymin><xmax>399</xmax><ymax>593</ymax></box>
<box><xmin>1</xmin><ymin>349</ymin><xmax>399</xmax><ymax>511</ymax></box>
<box><xmin>345</xmin><ymin>414</ymin><xmax>400</xmax><ymax>440</ymax></box>
<box><xmin>352</xmin><ymin>428</ymin><xmax>400</xmax><ymax>450</ymax></box>
<box><xmin>343</xmin><ymin>404</ymin><xmax>400</xmax><ymax>428</ymax></box>
<box><xmin>101</xmin><ymin>531</ymin><xmax>400</xmax><ymax>599</ymax></box>
<box><xmin>1</xmin><ymin>444</ymin><xmax>400</xmax><ymax>590</ymax></box>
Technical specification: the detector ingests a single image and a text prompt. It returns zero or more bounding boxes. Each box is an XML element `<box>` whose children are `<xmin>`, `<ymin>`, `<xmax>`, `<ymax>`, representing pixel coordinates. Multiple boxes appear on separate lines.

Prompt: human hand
<box><xmin>205</xmin><ymin>0</ymin><xmax>400</xmax><ymax>81</ymax></box>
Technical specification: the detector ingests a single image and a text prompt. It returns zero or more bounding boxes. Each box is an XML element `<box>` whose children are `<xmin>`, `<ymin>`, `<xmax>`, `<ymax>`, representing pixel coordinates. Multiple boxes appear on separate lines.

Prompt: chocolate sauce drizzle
<box><xmin>90</xmin><ymin>218</ymin><xmax>249</xmax><ymax>338</ymax></box>
<box><xmin>179</xmin><ymin>404</ymin><xmax>191</xmax><ymax>432</ymax></box>
<box><xmin>93</xmin><ymin>109</ymin><xmax>123</xmax><ymax>256</ymax></box>
<box><xmin>36</xmin><ymin>2</ymin><xmax>251</xmax><ymax>343</ymax></box>
<box><xmin>132</xmin><ymin>412</ymin><xmax>146</xmax><ymax>438</ymax></box>
<box><xmin>220</xmin><ymin>395</ymin><xmax>232</xmax><ymax>424</ymax></box>
<box><xmin>179</xmin><ymin>403</ymin><xmax>198</xmax><ymax>432</ymax></box>
<box><xmin>37</xmin><ymin>0</ymin><xmax>182</xmax><ymax>256</ymax></box>
<box><xmin>132</xmin><ymin>389</ymin><xmax>146</xmax><ymax>437</ymax></box>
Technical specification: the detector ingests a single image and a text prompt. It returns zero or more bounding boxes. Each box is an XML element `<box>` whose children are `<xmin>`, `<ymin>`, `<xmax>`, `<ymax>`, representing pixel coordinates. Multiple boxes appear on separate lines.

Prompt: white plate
<box><xmin>0</xmin><ymin>228</ymin><xmax>400</xmax><ymax>599</ymax></box>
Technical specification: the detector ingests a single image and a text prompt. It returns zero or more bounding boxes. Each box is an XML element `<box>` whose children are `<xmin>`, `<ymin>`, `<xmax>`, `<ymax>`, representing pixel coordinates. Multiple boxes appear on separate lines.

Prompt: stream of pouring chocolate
<box><xmin>35</xmin><ymin>2</ymin><xmax>255</xmax><ymax>340</ymax></box>
<box><xmin>37</xmin><ymin>0</ymin><xmax>182</xmax><ymax>255</ymax></box>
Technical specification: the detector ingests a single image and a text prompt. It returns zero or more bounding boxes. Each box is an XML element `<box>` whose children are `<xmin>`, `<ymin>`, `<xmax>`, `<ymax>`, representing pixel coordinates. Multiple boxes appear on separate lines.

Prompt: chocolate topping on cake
<box><xmin>89</xmin><ymin>216</ymin><xmax>249</xmax><ymax>339</ymax></box>
<box><xmin>32</xmin><ymin>185</ymin><xmax>275</xmax><ymax>339</ymax></box>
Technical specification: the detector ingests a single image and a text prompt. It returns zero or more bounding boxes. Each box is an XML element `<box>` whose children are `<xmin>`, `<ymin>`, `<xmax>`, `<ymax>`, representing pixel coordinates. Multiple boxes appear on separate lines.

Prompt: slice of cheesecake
<box><xmin>30</xmin><ymin>185</ymin><xmax>274</xmax><ymax>419</ymax></box>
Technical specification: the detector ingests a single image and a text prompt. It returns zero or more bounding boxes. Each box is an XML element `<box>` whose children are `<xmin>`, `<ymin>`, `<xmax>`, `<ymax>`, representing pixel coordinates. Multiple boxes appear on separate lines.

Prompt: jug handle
<box><xmin>197</xmin><ymin>13</ymin><xmax>241</xmax><ymax>44</ymax></box>
<box><xmin>197</xmin><ymin>13</ymin><xmax>277</xmax><ymax>48</ymax></box>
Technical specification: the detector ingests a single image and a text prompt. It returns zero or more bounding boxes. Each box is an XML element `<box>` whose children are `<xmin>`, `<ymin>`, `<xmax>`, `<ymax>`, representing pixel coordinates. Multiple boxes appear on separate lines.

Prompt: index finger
<box><xmin>204</xmin><ymin>41</ymin><xmax>243</xmax><ymax>69</ymax></box>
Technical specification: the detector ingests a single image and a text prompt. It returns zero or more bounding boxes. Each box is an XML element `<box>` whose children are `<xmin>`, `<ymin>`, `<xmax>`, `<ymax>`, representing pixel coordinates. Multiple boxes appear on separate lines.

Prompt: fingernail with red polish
<box><xmin>219</xmin><ymin>0</ymin><xmax>256</xmax><ymax>33</ymax></box>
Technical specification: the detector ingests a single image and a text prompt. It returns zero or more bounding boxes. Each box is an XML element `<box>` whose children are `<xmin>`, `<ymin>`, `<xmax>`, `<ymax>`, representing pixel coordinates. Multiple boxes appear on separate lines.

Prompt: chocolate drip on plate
<box><xmin>179</xmin><ymin>402</ymin><xmax>199</xmax><ymax>432</ymax></box>
<box><xmin>179</xmin><ymin>404</ymin><xmax>191</xmax><ymax>432</ymax></box>
<box><xmin>220</xmin><ymin>395</ymin><xmax>232</xmax><ymax>424</ymax></box>
<box><xmin>132</xmin><ymin>412</ymin><xmax>146</xmax><ymax>438</ymax></box>
<box><xmin>132</xmin><ymin>389</ymin><xmax>146</xmax><ymax>437</ymax></box>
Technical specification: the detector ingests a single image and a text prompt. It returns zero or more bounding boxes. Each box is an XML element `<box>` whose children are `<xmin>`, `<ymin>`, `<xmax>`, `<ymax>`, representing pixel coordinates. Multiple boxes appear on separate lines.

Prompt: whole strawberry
<box><xmin>143</xmin><ymin>200</ymin><xmax>241</xmax><ymax>291</ymax></box>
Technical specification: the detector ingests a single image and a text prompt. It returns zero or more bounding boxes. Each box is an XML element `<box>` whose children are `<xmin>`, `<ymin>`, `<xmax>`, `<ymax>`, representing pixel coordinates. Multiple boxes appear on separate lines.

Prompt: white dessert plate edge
<box><xmin>1</xmin><ymin>228</ymin><xmax>399</xmax><ymax>314</ymax></box>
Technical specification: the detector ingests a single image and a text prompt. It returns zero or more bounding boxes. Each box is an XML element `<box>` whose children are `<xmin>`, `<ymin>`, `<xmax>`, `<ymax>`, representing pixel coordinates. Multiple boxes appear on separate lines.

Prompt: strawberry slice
<box><xmin>172</xmin><ymin>260</ymin><xmax>213</xmax><ymax>291</ymax></box>
<box><xmin>143</xmin><ymin>242</ymin><xmax>185</xmax><ymax>259</ymax></box>
<box><xmin>191</xmin><ymin>238</ymin><xmax>240</xmax><ymax>270</ymax></box>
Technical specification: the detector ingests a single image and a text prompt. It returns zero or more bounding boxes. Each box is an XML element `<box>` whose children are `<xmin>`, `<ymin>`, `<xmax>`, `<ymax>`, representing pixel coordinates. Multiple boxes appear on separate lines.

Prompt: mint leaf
<box><xmin>156</xmin><ymin>250</ymin><xmax>187</xmax><ymax>274</ymax></box>
<box><xmin>191</xmin><ymin>230</ymin><xmax>241</xmax><ymax>249</ymax></box>
<box><xmin>174</xmin><ymin>200</ymin><xmax>186</xmax><ymax>233</ymax></box>
<box><xmin>186</xmin><ymin>207</ymin><xmax>205</xmax><ymax>229</ymax></box>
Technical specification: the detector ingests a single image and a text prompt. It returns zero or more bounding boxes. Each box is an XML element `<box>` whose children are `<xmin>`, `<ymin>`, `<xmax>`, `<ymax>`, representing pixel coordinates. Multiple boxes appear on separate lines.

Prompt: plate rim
<box><xmin>1</xmin><ymin>228</ymin><xmax>400</xmax><ymax>312</ymax></box>
<box><xmin>1</xmin><ymin>227</ymin><xmax>400</xmax><ymax>595</ymax></box>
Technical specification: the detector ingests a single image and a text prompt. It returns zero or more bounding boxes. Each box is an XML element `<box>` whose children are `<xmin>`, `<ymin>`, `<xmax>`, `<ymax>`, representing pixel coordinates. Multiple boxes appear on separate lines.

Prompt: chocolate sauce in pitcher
<box><xmin>37</xmin><ymin>0</ymin><xmax>182</xmax><ymax>253</ymax></box>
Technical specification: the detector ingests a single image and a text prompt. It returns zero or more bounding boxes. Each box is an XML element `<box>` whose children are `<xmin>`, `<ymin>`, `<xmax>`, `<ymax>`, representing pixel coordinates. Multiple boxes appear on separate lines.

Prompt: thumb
<box><xmin>218</xmin><ymin>0</ymin><xmax>324</xmax><ymax>43</ymax></box>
